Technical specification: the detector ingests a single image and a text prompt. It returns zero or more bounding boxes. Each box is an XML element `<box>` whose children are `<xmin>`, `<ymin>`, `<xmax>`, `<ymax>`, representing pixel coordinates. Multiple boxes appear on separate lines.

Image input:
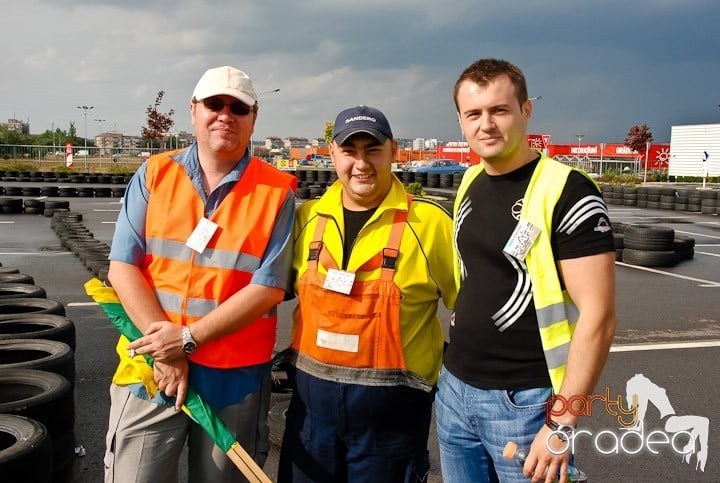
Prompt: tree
<box><xmin>141</xmin><ymin>90</ymin><xmax>175</xmax><ymax>145</ymax></box>
<box><xmin>324</xmin><ymin>121</ymin><xmax>334</xmax><ymax>146</ymax></box>
<box><xmin>624</xmin><ymin>124</ymin><xmax>654</xmax><ymax>154</ymax></box>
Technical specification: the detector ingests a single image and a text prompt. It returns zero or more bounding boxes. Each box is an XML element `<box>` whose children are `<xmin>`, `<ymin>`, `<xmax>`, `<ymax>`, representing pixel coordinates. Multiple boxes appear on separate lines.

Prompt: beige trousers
<box><xmin>104</xmin><ymin>377</ymin><xmax>270</xmax><ymax>483</ymax></box>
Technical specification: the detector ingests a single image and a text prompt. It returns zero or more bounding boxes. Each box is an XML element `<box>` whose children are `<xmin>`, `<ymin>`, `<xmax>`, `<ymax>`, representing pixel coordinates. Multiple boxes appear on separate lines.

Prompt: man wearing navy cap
<box><xmin>278</xmin><ymin>105</ymin><xmax>457</xmax><ymax>482</ymax></box>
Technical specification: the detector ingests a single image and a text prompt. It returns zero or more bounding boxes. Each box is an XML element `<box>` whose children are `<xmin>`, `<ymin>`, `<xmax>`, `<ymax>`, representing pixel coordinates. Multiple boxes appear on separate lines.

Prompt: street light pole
<box><xmin>252</xmin><ymin>89</ymin><xmax>280</xmax><ymax>157</ymax></box>
<box><xmin>77</xmin><ymin>105</ymin><xmax>94</xmax><ymax>169</ymax></box>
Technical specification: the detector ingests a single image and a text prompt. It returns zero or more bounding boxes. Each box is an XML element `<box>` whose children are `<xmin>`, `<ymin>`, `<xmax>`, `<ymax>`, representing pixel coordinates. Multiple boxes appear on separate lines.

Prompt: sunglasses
<box><xmin>196</xmin><ymin>97</ymin><xmax>256</xmax><ymax>116</ymax></box>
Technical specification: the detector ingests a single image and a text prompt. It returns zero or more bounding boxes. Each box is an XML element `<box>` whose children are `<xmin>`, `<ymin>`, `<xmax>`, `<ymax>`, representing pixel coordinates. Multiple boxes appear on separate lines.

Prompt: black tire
<box><xmin>612</xmin><ymin>233</ymin><xmax>624</xmax><ymax>249</ymax></box>
<box><xmin>622</xmin><ymin>248</ymin><xmax>677</xmax><ymax>267</ymax></box>
<box><xmin>0</xmin><ymin>339</ymin><xmax>75</xmax><ymax>384</ymax></box>
<box><xmin>622</xmin><ymin>225</ymin><xmax>675</xmax><ymax>251</ymax></box>
<box><xmin>0</xmin><ymin>369</ymin><xmax>75</xmax><ymax>481</ymax></box>
<box><xmin>0</xmin><ymin>298</ymin><xmax>66</xmax><ymax>316</ymax></box>
<box><xmin>23</xmin><ymin>206</ymin><xmax>44</xmax><ymax>215</ymax></box>
<box><xmin>0</xmin><ymin>414</ymin><xmax>53</xmax><ymax>483</ymax></box>
<box><xmin>0</xmin><ymin>314</ymin><xmax>76</xmax><ymax>351</ymax></box>
<box><xmin>0</xmin><ymin>268</ymin><xmax>19</xmax><ymax>274</ymax></box>
<box><xmin>0</xmin><ymin>274</ymin><xmax>34</xmax><ymax>285</ymax></box>
<box><xmin>269</xmin><ymin>399</ymin><xmax>290</xmax><ymax>448</ymax></box>
<box><xmin>673</xmin><ymin>235</ymin><xmax>695</xmax><ymax>251</ymax></box>
<box><xmin>0</xmin><ymin>284</ymin><xmax>46</xmax><ymax>299</ymax></box>
<box><xmin>612</xmin><ymin>222</ymin><xmax>628</xmax><ymax>234</ymax></box>
<box><xmin>23</xmin><ymin>199</ymin><xmax>44</xmax><ymax>208</ymax></box>
<box><xmin>44</xmin><ymin>200</ymin><xmax>70</xmax><ymax>210</ymax></box>
<box><xmin>615</xmin><ymin>248</ymin><xmax>623</xmax><ymax>262</ymax></box>
<box><xmin>44</xmin><ymin>207</ymin><xmax>69</xmax><ymax>218</ymax></box>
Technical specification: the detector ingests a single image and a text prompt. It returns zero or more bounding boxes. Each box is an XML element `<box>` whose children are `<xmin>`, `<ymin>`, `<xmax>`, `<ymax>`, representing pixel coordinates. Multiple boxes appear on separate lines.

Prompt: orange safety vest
<box><xmin>292</xmin><ymin>197</ymin><xmax>430</xmax><ymax>389</ymax></box>
<box><xmin>143</xmin><ymin>152</ymin><xmax>296</xmax><ymax>368</ymax></box>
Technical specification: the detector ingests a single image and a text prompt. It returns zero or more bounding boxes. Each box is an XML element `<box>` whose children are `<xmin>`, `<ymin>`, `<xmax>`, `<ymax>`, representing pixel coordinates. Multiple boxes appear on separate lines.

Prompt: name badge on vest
<box><xmin>186</xmin><ymin>217</ymin><xmax>219</xmax><ymax>254</ymax></box>
<box><xmin>316</xmin><ymin>328</ymin><xmax>359</xmax><ymax>352</ymax></box>
<box><xmin>503</xmin><ymin>220</ymin><xmax>540</xmax><ymax>261</ymax></box>
<box><xmin>323</xmin><ymin>268</ymin><xmax>356</xmax><ymax>295</ymax></box>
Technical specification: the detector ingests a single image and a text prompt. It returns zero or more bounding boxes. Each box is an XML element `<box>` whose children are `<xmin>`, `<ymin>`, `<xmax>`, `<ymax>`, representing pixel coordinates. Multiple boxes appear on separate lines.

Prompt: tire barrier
<box><xmin>0</xmin><ymin>414</ymin><xmax>53</xmax><ymax>483</ymax></box>
<box><xmin>0</xmin><ymin>273</ymin><xmax>35</xmax><ymax>285</ymax></box>
<box><xmin>50</xmin><ymin>211</ymin><xmax>112</xmax><ymax>276</ymax></box>
<box><xmin>0</xmin><ymin>283</ymin><xmax>47</xmax><ymax>299</ymax></box>
<box><xmin>4</xmin><ymin>187</ymin><xmax>23</xmax><ymax>196</ymax></box>
<box><xmin>599</xmin><ymin>185</ymin><xmax>718</xmax><ymax>214</ymax></box>
<box><xmin>0</xmin><ymin>298</ymin><xmax>66</xmax><ymax>316</ymax></box>
<box><xmin>0</xmin><ymin>339</ymin><xmax>75</xmax><ymax>385</ymax></box>
<box><xmin>0</xmin><ymin>314</ymin><xmax>76</xmax><ymax>351</ymax></box>
<box><xmin>22</xmin><ymin>199</ymin><xmax>45</xmax><ymax>215</ymax></box>
<box><xmin>0</xmin><ymin>198</ymin><xmax>23</xmax><ymax>214</ymax></box>
<box><xmin>0</xmin><ymin>369</ymin><xmax>75</xmax><ymax>483</ymax></box>
<box><xmin>623</xmin><ymin>225</ymin><xmax>674</xmax><ymax>251</ymax></box>
<box><xmin>0</xmin><ymin>267</ymin><xmax>19</xmax><ymax>274</ymax></box>
<box><xmin>615</xmin><ymin>223</ymin><xmax>695</xmax><ymax>268</ymax></box>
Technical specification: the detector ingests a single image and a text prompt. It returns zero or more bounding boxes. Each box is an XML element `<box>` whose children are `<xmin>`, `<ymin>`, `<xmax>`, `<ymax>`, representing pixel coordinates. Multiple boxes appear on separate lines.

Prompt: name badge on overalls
<box><xmin>185</xmin><ymin>217</ymin><xmax>219</xmax><ymax>254</ymax></box>
<box><xmin>323</xmin><ymin>268</ymin><xmax>356</xmax><ymax>295</ymax></box>
<box><xmin>503</xmin><ymin>220</ymin><xmax>540</xmax><ymax>260</ymax></box>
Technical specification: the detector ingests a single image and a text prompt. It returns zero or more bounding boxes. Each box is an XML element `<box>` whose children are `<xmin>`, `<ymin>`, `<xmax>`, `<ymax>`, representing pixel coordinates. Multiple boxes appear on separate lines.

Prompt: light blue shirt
<box><xmin>109</xmin><ymin>143</ymin><xmax>295</xmax><ymax>409</ymax></box>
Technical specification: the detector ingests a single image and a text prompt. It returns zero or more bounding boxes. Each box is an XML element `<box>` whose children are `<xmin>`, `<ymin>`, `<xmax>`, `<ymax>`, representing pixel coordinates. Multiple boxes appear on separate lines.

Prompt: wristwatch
<box><xmin>182</xmin><ymin>326</ymin><xmax>197</xmax><ymax>354</ymax></box>
<box><xmin>547</xmin><ymin>420</ymin><xmax>576</xmax><ymax>442</ymax></box>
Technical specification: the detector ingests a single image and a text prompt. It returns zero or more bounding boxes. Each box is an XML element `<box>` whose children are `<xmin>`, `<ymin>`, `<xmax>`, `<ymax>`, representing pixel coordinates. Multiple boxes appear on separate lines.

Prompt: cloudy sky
<box><xmin>2</xmin><ymin>0</ymin><xmax>719</xmax><ymax>145</ymax></box>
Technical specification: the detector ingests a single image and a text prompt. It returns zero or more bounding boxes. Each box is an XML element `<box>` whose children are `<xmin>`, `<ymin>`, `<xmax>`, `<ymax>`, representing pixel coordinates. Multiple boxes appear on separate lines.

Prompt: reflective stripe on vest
<box><xmin>292</xmin><ymin>195</ymin><xmax>432</xmax><ymax>392</ymax></box>
<box><xmin>143</xmin><ymin>153</ymin><xmax>294</xmax><ymax>368</ymax></box>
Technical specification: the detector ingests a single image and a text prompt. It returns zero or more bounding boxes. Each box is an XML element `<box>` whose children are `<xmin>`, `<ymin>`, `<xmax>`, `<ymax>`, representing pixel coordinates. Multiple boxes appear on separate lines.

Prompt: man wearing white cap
<box><xmin>104</xmin><ymin>66</ymin><xmax>297</xmax><ymax>482</ymax></box>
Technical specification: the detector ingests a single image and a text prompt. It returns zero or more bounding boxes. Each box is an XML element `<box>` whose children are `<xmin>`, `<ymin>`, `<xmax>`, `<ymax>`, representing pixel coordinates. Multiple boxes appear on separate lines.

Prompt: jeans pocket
<box><xmin>503</xmin><ymin>387</ymin><xmax>553</xmax><ymax>411</ymax></box>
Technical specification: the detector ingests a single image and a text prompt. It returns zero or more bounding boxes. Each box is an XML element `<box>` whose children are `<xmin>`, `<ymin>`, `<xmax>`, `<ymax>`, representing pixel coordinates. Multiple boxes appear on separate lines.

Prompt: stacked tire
<box><xmin>0</xmin><ymin>266</ymin><xmax>76</xmax><ymax>482</ymax></box>
<box><xmin>619</xmin><ymin>224</ymin><xmax>694</xmax><ymax>267</ymax></box>
<box><xmin>51</xmin><ymin>212</ymin><xmax>110</xmax><ymax>283</ymax></box>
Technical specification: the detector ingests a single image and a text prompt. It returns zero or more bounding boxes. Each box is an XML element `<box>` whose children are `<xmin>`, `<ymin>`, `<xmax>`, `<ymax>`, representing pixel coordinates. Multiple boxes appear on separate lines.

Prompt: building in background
<box><xmin>669</xmin><ymin>124</ymin><xmax>720</xmax><ymax>178</ymax></box>
<box><xmin>2</xmin><ymin>118</ymin><xmax>30</xmax><ymax>135</ymax></box>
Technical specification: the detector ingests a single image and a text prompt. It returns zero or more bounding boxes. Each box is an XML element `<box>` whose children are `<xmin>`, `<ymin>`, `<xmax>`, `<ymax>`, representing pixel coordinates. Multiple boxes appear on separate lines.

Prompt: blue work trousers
<box><xmin>278</xmin><ymin>369</ymin><xmax>433</xmax><ymax>483</ymax></box>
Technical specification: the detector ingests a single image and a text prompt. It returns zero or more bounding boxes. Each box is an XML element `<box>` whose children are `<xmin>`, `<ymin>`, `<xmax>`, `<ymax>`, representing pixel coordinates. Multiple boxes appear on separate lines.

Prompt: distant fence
<box><xmin>0</xmin><ymin>144</ymin><xmax>163</xmax><ymax>170</ymax></box>
<box><xmin>554</xmin><ymin>155</ymin><xmax>642</xmax><ymax>175</ymax></box>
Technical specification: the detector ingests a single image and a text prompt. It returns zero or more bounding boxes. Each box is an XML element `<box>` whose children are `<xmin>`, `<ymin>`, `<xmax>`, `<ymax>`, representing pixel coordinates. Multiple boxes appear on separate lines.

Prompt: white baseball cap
<box><xmin>191</xmin><ymin>66</ymin><xmax>257</xmax><ymax>106</ymax></box>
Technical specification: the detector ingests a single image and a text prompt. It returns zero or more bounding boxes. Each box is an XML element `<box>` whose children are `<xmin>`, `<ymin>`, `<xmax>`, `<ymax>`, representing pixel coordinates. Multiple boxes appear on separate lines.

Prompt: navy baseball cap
<box><xmin>332</xmin><ymin>105</ymin><xmax>393</xmax><ymax>145</ymax></box>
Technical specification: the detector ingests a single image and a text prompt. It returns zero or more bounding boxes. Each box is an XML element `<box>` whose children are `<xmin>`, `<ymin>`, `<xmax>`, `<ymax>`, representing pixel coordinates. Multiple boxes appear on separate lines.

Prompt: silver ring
<box><xmin>129</xmin><ymin>349</ymin><xmax>137</xmax><ymax>358</ymax></box>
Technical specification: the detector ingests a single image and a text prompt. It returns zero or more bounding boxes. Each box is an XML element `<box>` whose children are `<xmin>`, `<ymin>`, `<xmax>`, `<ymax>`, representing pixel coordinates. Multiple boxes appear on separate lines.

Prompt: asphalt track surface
<box><xmin>1</xmin><ymin>186</ymin><xmax>719</xmax><ymax>482</ymax></box>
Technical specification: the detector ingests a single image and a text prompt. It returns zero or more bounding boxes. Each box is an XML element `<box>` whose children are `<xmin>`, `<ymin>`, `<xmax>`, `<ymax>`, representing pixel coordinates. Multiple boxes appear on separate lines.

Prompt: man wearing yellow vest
<box><xmin>278</xmin><ymin>105</ymin><xmax>457</xmax><ymax>482</ymax></box>
<box><xmin>436</xmin><ymin>59</ymin><xmax>617</xmax><ymax>483</ymax></box>
<box><xmin>104</xmin><ymin>66</ymin><xmax>296</xmax><ymax>482</ymax></box>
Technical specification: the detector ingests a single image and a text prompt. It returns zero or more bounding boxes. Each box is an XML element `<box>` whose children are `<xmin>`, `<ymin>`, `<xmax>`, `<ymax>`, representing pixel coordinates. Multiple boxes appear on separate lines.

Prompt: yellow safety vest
<box><xmin>453</xmin><ymin>153</ymin><xmax>598</xmax><ymax>393</ymax></box>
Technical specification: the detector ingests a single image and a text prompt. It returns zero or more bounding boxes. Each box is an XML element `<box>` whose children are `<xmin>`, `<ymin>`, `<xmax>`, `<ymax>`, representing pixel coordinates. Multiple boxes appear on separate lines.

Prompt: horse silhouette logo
<box><xmin>625</xmin><ymin>374</ymin><xmax>709</xmax><ymax>472</ymax></box>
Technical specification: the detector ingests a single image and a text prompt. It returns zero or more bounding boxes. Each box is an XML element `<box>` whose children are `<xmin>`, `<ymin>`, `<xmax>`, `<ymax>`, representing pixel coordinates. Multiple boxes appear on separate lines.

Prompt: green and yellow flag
<box><xmin>85</xmin><ymin>279</ymin><xmax>271</xmax><ymax>483</ymax></box>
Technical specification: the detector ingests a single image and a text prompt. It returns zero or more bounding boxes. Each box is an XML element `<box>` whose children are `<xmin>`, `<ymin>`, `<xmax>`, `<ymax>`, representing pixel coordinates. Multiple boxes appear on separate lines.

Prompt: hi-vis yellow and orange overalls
<box><xmin>291</xmin><ymin>195</ymin><xmax>431</xmax><ymax>391</ymax></box>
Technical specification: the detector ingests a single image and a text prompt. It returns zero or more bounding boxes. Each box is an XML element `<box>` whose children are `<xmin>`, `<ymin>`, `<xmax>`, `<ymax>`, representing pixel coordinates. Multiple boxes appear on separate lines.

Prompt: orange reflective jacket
<box><xmin>143</xmin><ymin>152</ymin><xmax>296</xmax><ymax>368</ymax></box>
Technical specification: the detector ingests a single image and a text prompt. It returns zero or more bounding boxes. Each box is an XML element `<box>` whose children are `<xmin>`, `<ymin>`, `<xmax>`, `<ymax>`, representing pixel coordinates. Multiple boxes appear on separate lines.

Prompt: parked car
<box><xmin>406</xmin><ymin>159</ymin><xmax>467</xmax><ymax>174</ymax></box>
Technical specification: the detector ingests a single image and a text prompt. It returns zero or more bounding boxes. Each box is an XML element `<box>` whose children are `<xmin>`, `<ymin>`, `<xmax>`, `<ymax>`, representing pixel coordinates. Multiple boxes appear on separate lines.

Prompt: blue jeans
<box><xmin>278</xmin><ymin>369</ymin><xmax>432</xmax><ymax>483</ymax></box>
<box><xmin>435</xmin><ymin>365</ymin><xmax>552</xmax><ymax>483</ymax></box>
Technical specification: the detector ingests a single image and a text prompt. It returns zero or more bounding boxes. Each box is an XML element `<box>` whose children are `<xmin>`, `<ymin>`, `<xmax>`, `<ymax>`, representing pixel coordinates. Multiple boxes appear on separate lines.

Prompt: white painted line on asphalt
<box><xmin>0</xmin><ymin>221</ymin><xmax>14</xmax><ymax>224</ymax></box>
<box><xmin>675</xmin><ymin>230</ymin><xmax>720</xmax><ymax>240</ymax></box>
<box><xmin>93</xmin><ymin>209</ymin><xmax>121</xmax><ymax>212</ymax></box>
<box><xmin>611</xmin><ymin>340</ymin><xmax>720</xmax><ymax>352</ymax></box>
<box><xmin>615</xmin><ymin>261</ymin><xmax>720</xmax><ymax>287</ymax></box>
<box><xmin>67</xmin><ymin>302</ymin><xmax>99</xmax><ymax>307</ymax></box>
<box><xmin>695</xmin><ymin>250</ymin><xmax>720</xmax><ymax>258</ymax></box>
<box><xmin>102</xmin><ymin>221</ymin><xmax>117</xmax><ymax>224</ymax></box>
